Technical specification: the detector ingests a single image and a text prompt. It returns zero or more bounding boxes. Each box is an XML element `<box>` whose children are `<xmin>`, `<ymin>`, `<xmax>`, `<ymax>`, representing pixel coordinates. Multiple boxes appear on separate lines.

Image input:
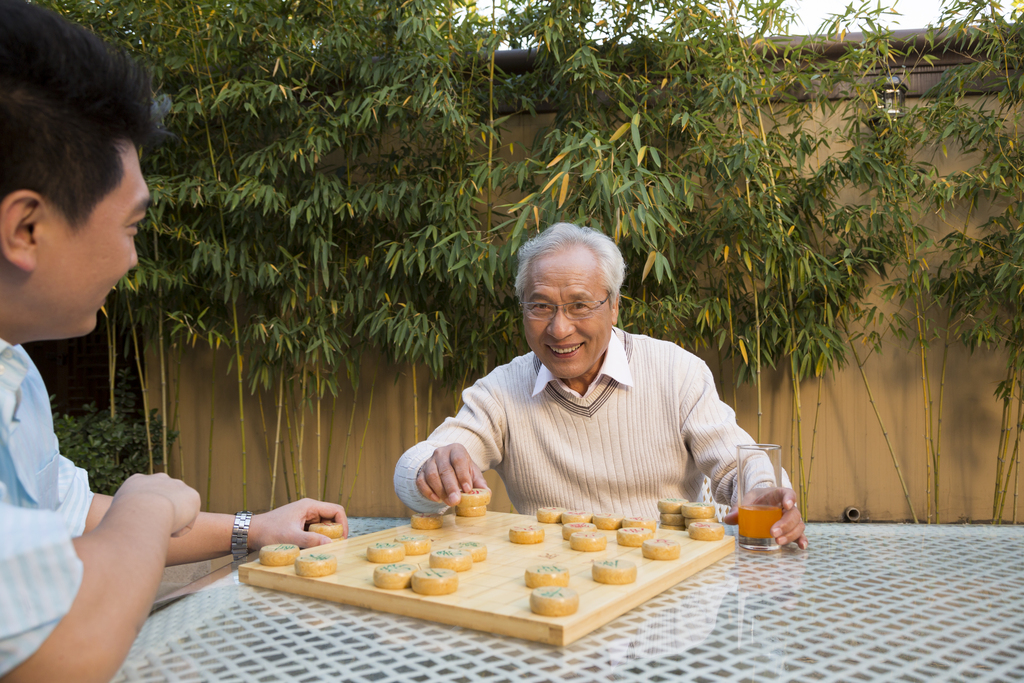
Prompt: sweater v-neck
<box><xmin>531</xmin><ymin>329</ymin><xmax>634</xmax><ymax>418</ymax></box>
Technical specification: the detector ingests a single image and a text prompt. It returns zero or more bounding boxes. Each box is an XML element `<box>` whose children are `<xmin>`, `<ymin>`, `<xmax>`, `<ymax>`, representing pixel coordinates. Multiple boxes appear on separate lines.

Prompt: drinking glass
<box><xmin>737</xmin><ymin>444</ymin><xmax>783</xmax><ymax>551</ymax></box>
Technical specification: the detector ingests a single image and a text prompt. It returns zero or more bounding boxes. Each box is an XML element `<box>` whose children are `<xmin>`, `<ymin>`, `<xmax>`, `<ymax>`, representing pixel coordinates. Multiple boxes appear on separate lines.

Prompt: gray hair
<box><xmin>514</xmin><ymin>222</ymin><xmax>626</xmax><ymax>301</ymax></box>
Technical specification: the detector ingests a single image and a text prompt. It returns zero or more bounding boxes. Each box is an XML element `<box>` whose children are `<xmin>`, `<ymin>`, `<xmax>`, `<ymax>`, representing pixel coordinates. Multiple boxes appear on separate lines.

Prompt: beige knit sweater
<box><xmin>394</xmin><ymin>329</ymin><xmax>786</xmax><ymax>519</ymax></box>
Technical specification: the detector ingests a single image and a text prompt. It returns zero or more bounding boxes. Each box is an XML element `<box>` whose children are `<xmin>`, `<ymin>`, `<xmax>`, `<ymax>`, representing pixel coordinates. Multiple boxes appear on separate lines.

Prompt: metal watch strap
<box><xmin>231</xmin><ymin>511</ymin><xmax>252</xmax><ymax>562</ymax></box>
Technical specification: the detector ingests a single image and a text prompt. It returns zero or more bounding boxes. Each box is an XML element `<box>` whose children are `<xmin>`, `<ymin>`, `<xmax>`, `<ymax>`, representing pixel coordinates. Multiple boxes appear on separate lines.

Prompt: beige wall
<box><xmin>152</xmin><ymin>329</ymin><xmax>1013</xmax><ymax>523</ymax></box>
<box><xmin>150</xmin><ymin>100</ymin><xmax>1019</xmax><ymax>524</ymax></box>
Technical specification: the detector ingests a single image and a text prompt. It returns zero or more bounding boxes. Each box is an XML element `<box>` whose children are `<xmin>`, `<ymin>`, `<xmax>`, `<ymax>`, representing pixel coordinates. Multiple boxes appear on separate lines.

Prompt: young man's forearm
<box><xmin>5</xmin><ymin>492</ymin><xmax>181</xmax><ymax>683</ymax></box>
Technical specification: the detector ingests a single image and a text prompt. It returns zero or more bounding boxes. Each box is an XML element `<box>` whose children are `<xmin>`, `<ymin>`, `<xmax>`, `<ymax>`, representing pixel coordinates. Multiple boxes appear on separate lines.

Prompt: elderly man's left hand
<box><xmin>248</xmin><ymin>498</ymin><xmax>349</xmax><ymax>549</ymax></box>
<box><xmin>722</xmin><ymin>487</ymin><xmax>808</xmax><ymax>550</ymax></box>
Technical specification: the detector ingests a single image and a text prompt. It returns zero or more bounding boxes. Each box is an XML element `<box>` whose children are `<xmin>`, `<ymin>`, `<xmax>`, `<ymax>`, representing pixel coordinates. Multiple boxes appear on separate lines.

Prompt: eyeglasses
<box><xmin>520</xmin><ymin>296</ymin><xmax>610</xmax><ymax>321</ymax></box>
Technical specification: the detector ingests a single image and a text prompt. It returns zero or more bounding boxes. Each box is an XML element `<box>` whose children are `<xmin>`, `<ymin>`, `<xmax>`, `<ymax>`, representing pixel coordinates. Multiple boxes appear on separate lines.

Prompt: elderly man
<box><xmin>393</xmin><ymin>222</ymin><xmax>807</xmax><ymax>548</ymax></box>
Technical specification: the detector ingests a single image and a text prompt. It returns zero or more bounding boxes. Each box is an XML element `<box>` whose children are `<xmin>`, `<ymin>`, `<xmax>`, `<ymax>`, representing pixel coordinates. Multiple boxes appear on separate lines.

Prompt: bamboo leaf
<box><xmin>558</xmin><ymin>172</ymin><xmax>570</xmax><ymax>208</ymax></box>
<box><xmin>641</xmin><ymin>251</ymin><xmax>657</xmax><ymax>283</ymax></box>
<box><xmin>547</xmin><ymin>152</ymin><xmax>568</xmax><ymax>168</ymax></box>
<box><xmin>610</xmin><ymin>122</ymin><xmax>630</xmax><ymax>141</ymax></box>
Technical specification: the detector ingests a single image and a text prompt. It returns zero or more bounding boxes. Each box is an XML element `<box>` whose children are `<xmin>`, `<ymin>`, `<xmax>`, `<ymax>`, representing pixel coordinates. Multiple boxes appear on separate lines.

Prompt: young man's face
<box><xmin>35</xmin><ymin>145</ymin><xmax>149</xmax><ymax>339</ymax></box>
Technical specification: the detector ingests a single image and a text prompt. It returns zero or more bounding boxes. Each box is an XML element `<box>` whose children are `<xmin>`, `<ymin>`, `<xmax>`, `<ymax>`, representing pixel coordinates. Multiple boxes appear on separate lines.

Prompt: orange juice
<box><xmin>738</xmin><ymin>504</ymin><xmax>782</xmax><ymax>539</ymax></box>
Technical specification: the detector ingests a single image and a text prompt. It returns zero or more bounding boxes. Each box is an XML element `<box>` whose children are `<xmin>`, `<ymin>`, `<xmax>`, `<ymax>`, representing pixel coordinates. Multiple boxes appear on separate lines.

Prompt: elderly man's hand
<box><xmin>722</xmin><ymin>487</ymin><xmax>808</xmax><ymax>550</ymax></box>
<box><xmin>416</xmin><ymin>443</ymin><xmax>489</xmax><ymax>506</ymax></box>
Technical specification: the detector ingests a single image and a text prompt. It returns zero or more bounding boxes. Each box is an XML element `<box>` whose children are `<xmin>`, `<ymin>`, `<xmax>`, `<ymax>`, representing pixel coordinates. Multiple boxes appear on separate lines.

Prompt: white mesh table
<box><xmin>115</xmin><ymin>522</ymin><xmax>1024</xmax><ymax>682</ymax></box>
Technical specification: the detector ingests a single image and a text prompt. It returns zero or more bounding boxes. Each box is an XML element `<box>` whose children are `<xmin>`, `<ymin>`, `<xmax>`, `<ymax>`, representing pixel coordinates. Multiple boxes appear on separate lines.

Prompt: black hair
<box><xmin>0</xmin><ymin>0</ymin><xmax>160</xmax><ymax>226</ymax></box>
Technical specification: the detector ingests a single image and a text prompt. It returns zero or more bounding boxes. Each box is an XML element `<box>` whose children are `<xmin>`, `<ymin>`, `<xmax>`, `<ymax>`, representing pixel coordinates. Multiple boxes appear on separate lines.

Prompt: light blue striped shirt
<box><xmin>0</xmin><ymin>339</ymin><xmax>93</xmax><ymax>675</ymax></box>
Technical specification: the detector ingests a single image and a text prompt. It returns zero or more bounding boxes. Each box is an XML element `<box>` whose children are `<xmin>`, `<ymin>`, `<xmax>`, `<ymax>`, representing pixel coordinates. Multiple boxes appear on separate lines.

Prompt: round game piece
<box><xmin>536</xmin><ymin>506</ymin><xmax>567</xmax><ymax>524</ymax></box>
<box><xmin>561</xmin><ymin>510</ymin><xmax>593</xmax><ymax>524</ymax></box>
<box><xmin>450</xmin><ymin>541</ymin><xmax>487</xmax><ymax>562</ymax></box>
<box><xmin>456</xmin><ymin>505</ymin><xmax>487</xmax><ymax>517</ymax></box>
<box><xmin>661</xmin><ymin>524</ymin><xmax>685</xmax><ymax>531</ymax></box>
<box><xmin>395</xmin><ymin>534</ymin><xmax>432</xmax><ymax>555</ymax></box>
<box><xmin>642</xmin><ymin>538</ymin><xmax>682</xmax><ymax>560</ymax></box>
<box><xmin>562</xmin><ymin>522</ymin><xmax>597</xmax><ymax>540</ymax></box>
<box><xmin>373</xmin><ymin>563</ymin><xmax>419</xmax><ymax>590</ymax></box>
<box><xmin>458</xmin><ymin>488</ymin><xmax>491</xmax><ymax>507</ymax></box>
<box><xmin>683</xmin><ymin>516</ymin><xmax>718</xmax><ymax>530</ymax></box>
<box><xmin>429</xmin><ymin>548</ymin><xmax>473</xmax><ymax>572</ymax></box>
<box><xmin>524</xmin><ymin>564</ymin><xmax>571</xmax><ymax>588</ymax></box>
<box><xmin>592</xmin><ymin>559</ymin><xmax>637</xmax><ymax>585</ymax></box>
<box><xmin>682</xmin><ymin>502</ymin><xmax>716</xmax><ymax>520</ymax></box>
<box><xmin>295</xmin><ymin>552</ymin><xmax>337</xmax><ymax>577</ymax></box>
<box><xmin>616</xmin><ymin>527</ymin><xmax>654</xmax><ymax>547</ymax></box>
<box><xmin>411</xmin><ymin>568</ymin><xmax>458</xmax><ymax>595</ymax></box>
<box><xmin>569</xmin><ymin>531</ymin><xmax>607</xmax><ymax>552</ymax></box>
<box><xmin>309</xmin><ymin>521</ymin><xmax>346</xmax><ymax>539</ymax></box>
<box><xmin>411</xmin><ymin>513</ymin><xmax>444</xmax><ymax>530</ymax></box>
<box><xmin>622</xmin><ymin>516</ymin><xmax>657</xmax><ymax>532</ymax></box>
<box><xmin>657</xmin><ymin>497</ymin><xmax>689</xmax><ymax>514</ymax></box>
<box><xmin>660</xmin><ymin>513</ymin><xmax>685</xmax><ymax>526</ymax></box>
<box><xmin>259</xmin><ymin>543</ymin><xmax>300</xmax><ymax>567</ymax></box>
<box><xmin>688</xmin><ymin>521</ymin><xmax>726</xmax><ymax>541</ymax></box>
<box><xmin>366</xmin><ymin>542</ymin><xmax>406</xmax><ymax>563</ymax></box>
<box><xmin>530</xmin><ymin>586</ymin><xmax>579</xmax><ymax>616</ymax></box>
<box><xmin>509</xmin><ymin>524</ymin><xmax>545</xmax><ymax>544</ymax></box>
<box><xmin>592</xmin><ymin>513</ymin><xmax>624</xmax><ymax>530</ymax></box>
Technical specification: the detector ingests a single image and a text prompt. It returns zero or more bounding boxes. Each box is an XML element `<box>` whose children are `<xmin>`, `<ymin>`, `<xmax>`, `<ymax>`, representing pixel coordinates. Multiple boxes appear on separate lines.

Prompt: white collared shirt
<box><xmin>532</xmin><ymin>328</ymin><xmax>634</xmax><ymax>399</ymax></box>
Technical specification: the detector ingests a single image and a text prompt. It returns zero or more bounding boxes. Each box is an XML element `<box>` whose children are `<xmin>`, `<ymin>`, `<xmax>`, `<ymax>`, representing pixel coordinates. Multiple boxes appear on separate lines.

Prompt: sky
<box><xmin>787</xmin><ymin>0</ymin><xmax>1011</xmax><ymax>33</ymax></box>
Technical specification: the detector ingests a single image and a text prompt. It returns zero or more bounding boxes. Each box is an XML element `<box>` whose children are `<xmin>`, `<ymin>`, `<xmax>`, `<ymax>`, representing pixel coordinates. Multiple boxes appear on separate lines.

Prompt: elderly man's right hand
<box><xmin>416</xmin><ymin>443</ymin><xmax>489</xmax><ymax>506</ymax></box>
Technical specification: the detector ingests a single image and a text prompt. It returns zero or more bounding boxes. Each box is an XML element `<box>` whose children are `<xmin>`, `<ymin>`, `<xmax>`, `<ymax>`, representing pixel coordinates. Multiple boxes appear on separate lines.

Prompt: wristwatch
<box><xmin>231</xmin><ymin>511</ymin><xmax>253</xmax><ymax>562</ymax></box>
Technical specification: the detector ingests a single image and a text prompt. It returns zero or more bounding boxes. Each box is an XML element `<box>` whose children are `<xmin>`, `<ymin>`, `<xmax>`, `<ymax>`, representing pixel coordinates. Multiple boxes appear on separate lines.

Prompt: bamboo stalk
<box><xmin>232</xmin><ymin>301</ymin><xmax>248</xmax><ymax>509</ymax></box>
<box><xmin>726</xmin><ymin>273</ymin><xmax>738</xmax><ymax>410</ymax></box>
<box><xmin>744</xmin><ymin>264</ymin><xmax>763</xmax><ymax>441</ymax></box>
<box><xmin>157</xmin><ymin>234</ymin><xmax>168</xmax><ymax>479</ymax></box>
<box><xmin>412</xmin><ymin>364</ymin><xmax>419</xmax><ymax>443</ymax></box>
<box><xmin>346</xmin><ymin>363</ymin><xmax>379</xmax><ymax>510</ymax></box>
<box><xmin>322</xmin><ymin>393</ymin><xmax>337</xmax><ymax>501</ymax></box>
<box><xmin>337</xmin><ymin>393</ymin><xmax>359</xmax><ymax>505</ymax></box>
<box><xmin>1014</xmin><ymin>374</ymin><xmax>1022</xmax><ymax>524</ymax></box>
<box><xmin>791</xmin><ymin>353</ymin><xmax>807</xmax><ymax>514</ymax></box>
<box><xmin>270</xmin><ymin>372</ymin><xmax>284</xmax><ymax>509</ymax></box>
<box><xmin>934</xmin><ymin>333</ymin><xmax>950</xmax><ymax>524</ymax></box>
<box><xmin>284</xmin><ymin>379</ymin><xmax>298</xmax><ymax>503</ymax></box>
<box><xmin>997</xmin><ymin>373</ymin><xmax>1023</xmax><ymax>521</ymax></box>
<box><xmin>848</xmin><ymin>329</ymin><xmax>918</xmax><ymax>523</ymax></box>
<box><xmin>426</xmin><ymin>383</ymin><xmax>433</xmax><ymax>437</ymax></box>
<box><xmin>993</xmin><ymin>365</ymin><xmax>1014</xmax><ymax>520</ymax></box>
<box><xmin>105</xmin><ymin>297</ymin><xmax>116</xmax><ymax>419</ymax></box>
<box><xmin>172</xmin><ymin>343</ymin><xmax>184</xmax><ymax>482</ymax></box>
<box><xmin>127</xmin><ymin>301</ymin><xmax>154</xmax><ymax>476</ymax></box>
<box><xmin>258</xmin><ymin>389</ymin><xmax>270</xmax><ymax>483</ymax></box>
<box><xmin>159</xmin><ymin>313</ymin><xmax>169</xmax><ymax>476</ymax></box>
<box><xmin>296</xmin><ymin>365</ymin><xmax>308</xmax><ymax>499</ymax></box>
<box><xmin>205</xmin><ymin>345</ymin><xmax>217</xmax><ymax>511</ymax></box>
<box><xmin>316</xmin><ymin>363</ymin><xmax>322</xmax><ymax>503</ymax></box>
<box><xmin>807</xmin><ymin>373</ymin><xmax>823</xmax><ymax>510</ymax></box>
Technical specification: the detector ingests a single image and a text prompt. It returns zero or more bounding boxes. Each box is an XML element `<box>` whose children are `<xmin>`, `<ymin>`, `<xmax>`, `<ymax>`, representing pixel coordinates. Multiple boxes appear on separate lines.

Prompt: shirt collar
<box><xmin>532</xmin><ymin>328</ymin><xmax>634</xmax><ymax>398</ymax></box>
<box><xmin>0</xmin><ymin>337</ymin><xmax>29</xmax><ymax>424</ymax></box>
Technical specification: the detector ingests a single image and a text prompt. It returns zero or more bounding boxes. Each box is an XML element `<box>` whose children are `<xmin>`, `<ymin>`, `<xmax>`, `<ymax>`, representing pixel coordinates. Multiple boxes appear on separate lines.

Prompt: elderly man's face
<box><xmin>523</xmin><ymin>245</ymin><xmax>619</xmax><ymax>395</ymax></box>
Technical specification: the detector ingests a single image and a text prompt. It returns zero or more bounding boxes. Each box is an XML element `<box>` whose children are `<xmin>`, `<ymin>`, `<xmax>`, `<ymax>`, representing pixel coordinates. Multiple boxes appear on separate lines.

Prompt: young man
<box><xmin>0</xmin><ymin>2</ymin><xmax>347</xmax><ymax>680</ymax></box>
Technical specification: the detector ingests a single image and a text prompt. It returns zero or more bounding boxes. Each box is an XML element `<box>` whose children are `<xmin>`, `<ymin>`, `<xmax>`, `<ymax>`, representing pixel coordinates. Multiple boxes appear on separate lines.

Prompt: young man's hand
<box><xmin>249</xmin><ymin>499</ymin><xmax>349</xmax><ymax>549</ymax></box>
<box><xmin>112</xmin><ymin>473</ymin><xmax>201</xmax><ymax>537</ymax></box>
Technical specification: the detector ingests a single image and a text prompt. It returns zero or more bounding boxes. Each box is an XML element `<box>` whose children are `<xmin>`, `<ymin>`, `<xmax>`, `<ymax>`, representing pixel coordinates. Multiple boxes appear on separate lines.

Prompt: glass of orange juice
<box><xmin>737</xmin><ymin>444</ymin><xmax>783</xmax><ymax>551</ymax></box>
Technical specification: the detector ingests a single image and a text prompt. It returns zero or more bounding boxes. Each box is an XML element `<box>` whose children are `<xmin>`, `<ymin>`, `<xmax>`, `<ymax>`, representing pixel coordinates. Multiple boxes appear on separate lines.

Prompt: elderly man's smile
<box><xmin>550</xmin><ymin>343</ymin><xmax>583</xmax><ymax>356</ymax></box>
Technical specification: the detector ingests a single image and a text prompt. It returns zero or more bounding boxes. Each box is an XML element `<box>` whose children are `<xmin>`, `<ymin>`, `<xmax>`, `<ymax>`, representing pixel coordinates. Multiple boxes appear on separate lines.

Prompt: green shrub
<box><xmin>54</xmin><ymin>371</ymin><xmax>176</xmax><ymax>496</ymax></box>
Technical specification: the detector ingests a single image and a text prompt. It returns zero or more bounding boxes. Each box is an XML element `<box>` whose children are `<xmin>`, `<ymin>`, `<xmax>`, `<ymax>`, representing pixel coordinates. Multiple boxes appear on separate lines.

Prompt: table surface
<box><xmin>115</xmin><ymin>520</ymin><xmax>1024</xmax><ymax>682</ymax></box>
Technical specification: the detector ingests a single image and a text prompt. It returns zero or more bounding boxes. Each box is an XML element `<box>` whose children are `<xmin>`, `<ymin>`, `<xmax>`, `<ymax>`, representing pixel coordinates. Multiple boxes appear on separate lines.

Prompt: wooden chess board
<box><xmin>238</xmin><ymin>511</ymin><xmax>734</xmax><ymax>645</ymax></box>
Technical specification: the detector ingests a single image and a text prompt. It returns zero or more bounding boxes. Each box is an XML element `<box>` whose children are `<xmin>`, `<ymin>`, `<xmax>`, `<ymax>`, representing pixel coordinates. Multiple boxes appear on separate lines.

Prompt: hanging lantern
<box><xmin>877</xmin><ymin>73</ymin><xmax>908</xmax><ymax>118</ymax></box>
